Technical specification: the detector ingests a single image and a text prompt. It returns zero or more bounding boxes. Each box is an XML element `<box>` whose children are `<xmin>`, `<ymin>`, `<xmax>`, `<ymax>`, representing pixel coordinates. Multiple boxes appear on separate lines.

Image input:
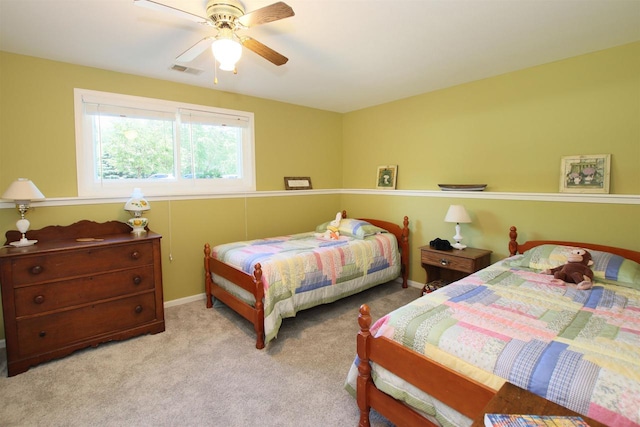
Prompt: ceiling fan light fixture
<box><xmin>211</xmin><ymin>28</ymin><xmax>242</xmax><ymax>71</ymax></box>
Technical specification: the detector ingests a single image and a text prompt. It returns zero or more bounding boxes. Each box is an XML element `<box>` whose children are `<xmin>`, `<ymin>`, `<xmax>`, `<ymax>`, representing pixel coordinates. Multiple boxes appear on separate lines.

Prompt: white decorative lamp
<box><xmin>444</xmin><ymin>205</ymin><xmax>472</xmax><ymax>250</ymax></box>
<box><xmin>124</xmin><ymin>188</ymin><xmax>150</xmax><ymax>236</ymax></box>
<box><xmin>2</xmin><ymin>178</ymin><xmax>45</xmax><ymax>247</ymax></box>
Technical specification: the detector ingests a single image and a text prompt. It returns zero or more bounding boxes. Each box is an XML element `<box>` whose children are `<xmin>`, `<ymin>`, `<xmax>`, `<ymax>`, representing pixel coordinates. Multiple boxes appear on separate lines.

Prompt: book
<box><xmin>484</xmin><ymin>413</ymin><xmax>590</xmax><ymax>427</ymax></box>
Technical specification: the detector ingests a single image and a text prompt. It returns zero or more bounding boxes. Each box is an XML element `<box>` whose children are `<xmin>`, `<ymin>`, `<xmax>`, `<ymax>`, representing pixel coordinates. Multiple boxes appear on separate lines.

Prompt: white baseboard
<box><xmin>163</xmin><ymin>293</ymin><xmax>206</xmax><ymax>308</ymax></box>
<box><xmin>406</xmin><ymin>278</ymin><xmax>422</xmax><ymax>289</ymax></box>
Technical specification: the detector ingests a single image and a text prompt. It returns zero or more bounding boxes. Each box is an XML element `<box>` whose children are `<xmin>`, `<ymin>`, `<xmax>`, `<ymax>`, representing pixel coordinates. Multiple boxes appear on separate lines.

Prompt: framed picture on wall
<box><xmin>559</xmin><ymin>154</ymin><xmax>611</xmax><ymax>194</ymax></box>
<box><xmin>284</xmin><ymin>177</ymin><xmax>312</xmax><ymax>190</ymax></box>
<box><xmin>376</xmin><ymin>165</ymin><xmax>398</xmax><ymax>190</ymax></box>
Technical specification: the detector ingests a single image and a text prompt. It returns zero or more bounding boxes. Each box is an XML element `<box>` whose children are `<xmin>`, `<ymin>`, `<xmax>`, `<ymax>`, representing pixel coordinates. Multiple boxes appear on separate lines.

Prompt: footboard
<box><xmin>358</xmin><ymin>215</ymin><xmax>410</xmax><ymax>288</ymax></box>
<box><xmin>356</xmin><ymin>304</ymin><xmax>495</xmax><ymax>427</ymax></box>
<box><xmin>203</xmin><ymin>243</ymin><xmax>266</xmax><ymax>349</ymax></box>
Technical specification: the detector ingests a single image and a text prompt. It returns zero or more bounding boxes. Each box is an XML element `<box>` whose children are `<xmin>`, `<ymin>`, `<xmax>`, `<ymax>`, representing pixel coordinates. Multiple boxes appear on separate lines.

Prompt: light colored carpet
<box><xmin>0</xmin><ymin>282</ymin><xmax>419</xmax><ymax>427</ymax></box>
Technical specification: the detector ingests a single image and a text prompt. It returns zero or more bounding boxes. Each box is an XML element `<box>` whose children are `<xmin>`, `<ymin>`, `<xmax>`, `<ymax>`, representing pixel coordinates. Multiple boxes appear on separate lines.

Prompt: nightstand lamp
<box><xmin>1</xmin><ymin>178</ymin><xmax>45</xmax><ymax>247</ymax></box>
<box><xmin>124</xmin><ymin>188</ymin><xmax>150</xmax><ymax>236</ymax></box>
<box><xmin>444</xmin><ymin>204</ymin><xmax>471</xmax><ymax>250</ymax></box>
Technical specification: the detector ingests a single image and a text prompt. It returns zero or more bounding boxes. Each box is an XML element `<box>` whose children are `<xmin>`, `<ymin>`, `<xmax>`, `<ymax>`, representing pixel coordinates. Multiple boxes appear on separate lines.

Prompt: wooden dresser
<box><xmin>0</xmin><ymin>220</ymin><xmax>165</xmax><ymax>376</ymax></box>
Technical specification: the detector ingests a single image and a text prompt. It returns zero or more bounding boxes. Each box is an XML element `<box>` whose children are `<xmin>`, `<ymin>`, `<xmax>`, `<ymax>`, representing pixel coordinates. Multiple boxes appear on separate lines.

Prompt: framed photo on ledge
<box><xmin>284</xmin><ymin>177</ymin><xmax>312</xmax><ymax>190</ymax></box>
<box><xmin>376</xmin><ymin>165</ymin><xmax>397</xmax><ymax>190</ymax></box>
<box><xmin>560</xmin><ymin>154</ymin><xmax>610</xmax><ymax>194</ymax></box>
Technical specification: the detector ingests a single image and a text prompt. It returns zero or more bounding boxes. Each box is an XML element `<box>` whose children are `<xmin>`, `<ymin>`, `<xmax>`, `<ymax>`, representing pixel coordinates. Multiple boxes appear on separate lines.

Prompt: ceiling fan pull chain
<box><xmin>214</xmin><ymin>59</ymin><xmax>219</xmax><ymax>85</ymax></box>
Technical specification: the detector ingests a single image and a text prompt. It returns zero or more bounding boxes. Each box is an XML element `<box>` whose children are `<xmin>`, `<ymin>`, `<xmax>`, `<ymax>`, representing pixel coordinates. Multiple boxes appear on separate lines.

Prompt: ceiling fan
<box><xmin>134</xmin><ymin>0</ymin><xmax>294</xmax><ymax>72</ymax></box>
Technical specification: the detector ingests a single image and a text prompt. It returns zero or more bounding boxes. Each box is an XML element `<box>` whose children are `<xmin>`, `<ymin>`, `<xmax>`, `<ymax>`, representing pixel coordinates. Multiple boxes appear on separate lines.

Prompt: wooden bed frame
<box><xmin>203</xmin><ymin>210</ymin><xmax>410</xmax><ymax>349</ymax></box>
<box><xmin>356</xmin><ymin>226</ymin><xmax>640</xmax><ymax>427</ymax></box>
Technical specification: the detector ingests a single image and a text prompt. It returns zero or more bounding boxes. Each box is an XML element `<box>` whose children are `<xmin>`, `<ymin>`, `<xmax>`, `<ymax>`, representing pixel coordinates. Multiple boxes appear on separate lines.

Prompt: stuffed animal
<box><xmin>316</xmin><ymin>212</ymin><xmax>342</xmax><ymax>240</ymax></box>
<box><xmin>542</xmin><ymin>248</ymin><xmax>594</xmax><ymax>290</ymax></box>
<box><xmin>326</xmin><ymin>212</ymin><xmax>342</xmax><ymax>240</ymax></box>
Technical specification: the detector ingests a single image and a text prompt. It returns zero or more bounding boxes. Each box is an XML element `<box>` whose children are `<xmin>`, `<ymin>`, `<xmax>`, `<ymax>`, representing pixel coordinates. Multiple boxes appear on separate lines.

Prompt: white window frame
<box><xmin>74</xmin><ymin>88</ymin><xmax>255</xmax><ymax>198</ymax></box>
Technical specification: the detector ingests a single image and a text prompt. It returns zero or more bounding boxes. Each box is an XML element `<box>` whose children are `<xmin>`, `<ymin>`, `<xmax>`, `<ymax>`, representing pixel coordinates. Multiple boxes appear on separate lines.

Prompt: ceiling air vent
<box><xmin>170</xmin><ymin>64</ymin><xmax>203</xmax><ymax>75</ymax></box>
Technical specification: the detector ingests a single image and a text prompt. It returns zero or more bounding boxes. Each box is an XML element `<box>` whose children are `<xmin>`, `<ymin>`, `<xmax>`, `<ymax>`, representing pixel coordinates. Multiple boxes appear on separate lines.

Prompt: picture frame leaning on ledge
<box><xmin>559</xmin><ymin>154</ymin><xmax>610</xmax><ymax>194</ymax></box>
<box><xmin>376</xmin><ymin>165</ymin><xmax>397</xmax><ymax>190</ymax></box>
<box><xmin>284</xmin><ymin>177</ymin><xmax>312</xmax><ymax>190</ymax></box>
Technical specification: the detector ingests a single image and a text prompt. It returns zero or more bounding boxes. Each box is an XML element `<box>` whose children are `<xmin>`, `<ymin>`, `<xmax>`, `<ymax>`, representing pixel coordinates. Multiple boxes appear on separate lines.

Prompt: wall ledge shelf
<box><xmin>1</xmin><ymin>188</ymin><xmax>638</xmax><ymax>208</ymax></box>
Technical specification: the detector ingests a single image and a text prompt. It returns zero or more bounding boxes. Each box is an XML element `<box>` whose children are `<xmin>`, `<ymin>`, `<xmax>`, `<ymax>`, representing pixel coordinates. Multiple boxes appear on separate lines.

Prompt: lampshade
<box><xmin>124</xmin><ymin>188</ymin><xmax>150</xmax><ymax>213</ymax></box>
<box><xmin>444</xmin><ymin>205</ymin><xmax>471</xmax><ymax>250</ymax></box>
<box><xmin>2</xmin><ymin>178</ymin><xmax>45</xmax><ymax>247</ymax></box>
<box><xmin>2</xmin><ymin>178</ymin><xmax>45</xmax><ymax>202</ymax></box>
<box><xmin>211</xmin><ymin>28</ymin><xmax>242</xmax><ymax>71</ymax></box>
<box><xmin>444</xmin><ymin>205</ymin><xmax>471</xmax><ymax>224</ymax></box>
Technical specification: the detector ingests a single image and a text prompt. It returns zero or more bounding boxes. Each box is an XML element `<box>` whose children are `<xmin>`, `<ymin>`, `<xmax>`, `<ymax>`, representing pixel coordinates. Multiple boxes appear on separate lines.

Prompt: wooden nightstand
<box><xmin>420</xmin><ymin>245</ymin><xmax>491</xmax><ymax>292</ymax></box>
<box><xmin>471</xmin><ymin>382</ymin><xmax>606</xmax><ymax>427</ymax></box>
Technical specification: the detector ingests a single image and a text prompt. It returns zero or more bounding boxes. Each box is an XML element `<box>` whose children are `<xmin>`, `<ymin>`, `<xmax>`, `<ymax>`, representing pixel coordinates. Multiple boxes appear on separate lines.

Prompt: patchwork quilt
<box><xmin>212</xmin><ymin>232</ymin><xmax>401</xmax><ymax>344</ymax></box>
<box><xmin>346</xmin><ymin>256</ymin><xmax>640</xmax><ymax>427</ymax></box>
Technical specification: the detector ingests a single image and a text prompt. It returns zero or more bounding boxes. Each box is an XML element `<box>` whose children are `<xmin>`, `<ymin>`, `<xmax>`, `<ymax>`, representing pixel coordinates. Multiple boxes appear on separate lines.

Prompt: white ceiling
<box><xmin>1</xmin><ymin>0</ymin><xmax>639</xmax><ymax>113</ymax></box>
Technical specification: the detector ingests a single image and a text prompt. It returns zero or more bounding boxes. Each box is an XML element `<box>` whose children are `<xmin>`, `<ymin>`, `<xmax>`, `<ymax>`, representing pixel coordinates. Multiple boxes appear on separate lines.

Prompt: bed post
<box><xmin>509</xmin><ymin>226</ymin><xmax>518</xmax><ymax>256</ymax></box>
<box><xmin>204</xmin><ymin>243</ymin><xmax>213</xmax><ymax>308</ymax></box>
<box><xmin>253</xmin><ymin>263</ymin><xmax>266</xmax><ymax>350</ymax></box>
<box><xmin>400</xmin><ymin>216</ymin><xmax>409</xmax><ymax>288</ymax></box>
<box><xmin>357</xmin><ymin>304</ymin><xmax>373</xmax><ymax>427</ymax></box>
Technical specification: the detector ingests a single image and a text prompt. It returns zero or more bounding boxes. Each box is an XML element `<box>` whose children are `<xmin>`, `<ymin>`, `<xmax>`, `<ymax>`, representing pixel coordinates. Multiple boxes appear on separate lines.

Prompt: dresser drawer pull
<box><xmin>135</xmin><ymin>305</ymin><xmax>143</xmax><ymax>314</ymax></box>
<box><xmin>130</xmin><ymin>251</ymin><xmax>141</xmax><ymax>260</ymax></box>
<box><xmin>33</xmin><ymin>295</ymin><xmax>45</xmax><ymax>304</ymax></box>
<box><xmin>39</xmin><ymin>331</ymin><xmax>47</xmax><ymax>338</ymax></box>
<box><xmin>133</xmin><ymin>275</ymin><xmax>142</xmax><ymax>285</ymax></box>
<box><xmin>440</xmin><ymin>259</ymin><xmax>450</xmax><ymax>266</ymax></box>
<box><xmin>30</xmin><ymin>265</ymin><xmax>43</xmax><ymax>275</ymax></box>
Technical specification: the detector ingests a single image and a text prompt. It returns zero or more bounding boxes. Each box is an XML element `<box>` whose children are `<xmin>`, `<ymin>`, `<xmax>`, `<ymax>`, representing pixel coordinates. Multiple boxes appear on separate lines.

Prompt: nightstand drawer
<box><xmin>421</xmin><ymin>251</ymin><xmax>476</xmax><ymax>273</ymax></box>
<box><xmin>419</xmin><ymin>245</ymin><xmax>492</xmax><ymax>290</ymax></box>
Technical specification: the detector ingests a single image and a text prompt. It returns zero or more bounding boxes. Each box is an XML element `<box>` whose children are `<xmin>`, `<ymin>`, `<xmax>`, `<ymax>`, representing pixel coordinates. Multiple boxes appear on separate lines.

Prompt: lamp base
<box><xmin>452</xmin><ymin>242</ymin><xmax>466</xmax><ymax>250</ymax></box>
<box><xmin>127</xmin><ymin>217</ymin><xmax>149</xmax><ymax>236</ymax></box>
<box><xmin>130</xmin><ymin>228</ymin><xmax>147</xmax><ymax>236</ymax></box>
<box><xmin>10</xmin><ymin>239</ymin><xmax>38</xmax><ymax>247</ymax></box>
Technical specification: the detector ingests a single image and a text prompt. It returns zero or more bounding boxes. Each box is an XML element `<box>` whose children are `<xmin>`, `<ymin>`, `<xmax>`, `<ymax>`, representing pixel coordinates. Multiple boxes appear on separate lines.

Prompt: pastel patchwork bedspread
<box><xmin>212</xmin><ymin>232</ymin><xmax>401</xmax><ymax>344</ymax></box>
<box><xmin>346</xmin><ymin>257</ymin><xmax>640</xmax><ymax>427</ymax></box>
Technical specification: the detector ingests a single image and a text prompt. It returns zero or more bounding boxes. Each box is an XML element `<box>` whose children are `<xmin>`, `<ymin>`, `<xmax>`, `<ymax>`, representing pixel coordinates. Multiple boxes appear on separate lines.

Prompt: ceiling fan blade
<box><xmin>134</xmin><ymin>0</ymin><xmax>211</xmax><ymax>25</ymax></box>
<box><xmin>242</xmin><ymin>37</ymin><xmax>288</xmax><ymax>66</ymax></box>
<box><xmin>237</xmin><ymin>2</ymin><xmax>294</xmax><ymax>28</ymax></box>
<box><xmin>176</xmin><ymin>36</ymin><xmax>214</xmax><ymax>63</ymax></box>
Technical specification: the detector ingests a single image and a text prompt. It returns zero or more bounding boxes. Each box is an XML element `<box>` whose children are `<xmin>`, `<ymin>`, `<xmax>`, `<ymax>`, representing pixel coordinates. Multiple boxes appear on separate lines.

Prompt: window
<box><xmin>74</xmin><ymin>88</ymin><xmax>255</xmax><ymax>197</ymax></box>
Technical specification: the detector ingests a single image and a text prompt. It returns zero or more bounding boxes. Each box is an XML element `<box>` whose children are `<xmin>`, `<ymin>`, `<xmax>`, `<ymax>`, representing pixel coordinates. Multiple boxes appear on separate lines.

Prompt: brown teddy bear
<box><xmin>542</xmin><ymin>248</ymin><xmax>594</xmax><ymax>290</ymax></box>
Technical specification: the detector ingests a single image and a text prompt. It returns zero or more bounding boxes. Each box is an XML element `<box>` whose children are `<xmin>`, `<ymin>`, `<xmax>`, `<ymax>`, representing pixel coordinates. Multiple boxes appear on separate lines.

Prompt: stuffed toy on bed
<box><xmin>542</xmin><ymin>248</ymin><xmax>594</xmax><ymax>290</ymax></box>
<box><xmin>317</xmin><ymin>212</ymin><xmax>342</xmax><ymax>240</ymax></box>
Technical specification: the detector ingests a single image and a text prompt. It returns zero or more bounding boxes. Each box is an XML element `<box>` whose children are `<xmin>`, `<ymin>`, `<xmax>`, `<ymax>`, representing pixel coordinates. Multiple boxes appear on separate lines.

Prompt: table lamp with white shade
<box><xmin>444</xmin><ymin>204</ymin><xmax>472</xmax><ymax>250</ymax></box>
<box><xmin>1</xmin><ymin>178</ymin><xmax>45</xmax><ymax>247</ymax></box>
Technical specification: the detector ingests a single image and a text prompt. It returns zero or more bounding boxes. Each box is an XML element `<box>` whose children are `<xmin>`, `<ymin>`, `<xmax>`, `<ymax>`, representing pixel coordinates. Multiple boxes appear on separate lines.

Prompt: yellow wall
<box><xmin>0</xmin><ymin>53</ymin><xmax>343</xmax><ymax>195</ymax></box>
<box><xmin>1</xmin><ymin>43</ymin><xmax>639</xmax><ymax>340</ymax></box>
<box><xmin>342</xmin><ymin>42</ymin><xmax>639</xmax><ymax>193</ymax></box>
<box><xmin>341</xmin><ymin>42</ymin><xmax>640</xmax><ymax>282</ymax></box>
<box><xmin>0</xmin><ymin>52</ymin><xmax>344</xmax><ymax>339</ymax></box>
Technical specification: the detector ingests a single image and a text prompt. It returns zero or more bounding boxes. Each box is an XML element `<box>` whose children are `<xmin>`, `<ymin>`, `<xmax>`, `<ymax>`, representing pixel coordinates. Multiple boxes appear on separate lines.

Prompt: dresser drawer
<box><xmin>14</xmin><ymin>266</ymin><xmax>155</xmax><ymax>317</ymax></box>
<box><xmin>15</xmin><ymin>292</ymin><xmax>157</xmax><ymax>357</ymax></box>
<box><xmin>9</xmin><ymin>242</ymin><xmax>154</xmax><ymax>286</ymax></box>
<box><xmin>421</xmin><ymin>250</ymin><xmax>476</xmax><ymax>273</ymax></box>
